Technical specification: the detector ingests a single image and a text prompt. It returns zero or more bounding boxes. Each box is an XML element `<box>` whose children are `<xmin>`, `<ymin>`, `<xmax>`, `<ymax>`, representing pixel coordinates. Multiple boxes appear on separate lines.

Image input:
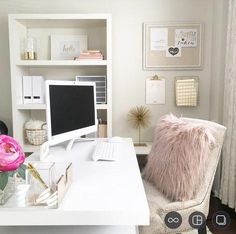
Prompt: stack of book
<box><xmin>75</xmin><ymin>50</ymin><xmax>104</xmax><ymax>60</ymax></box>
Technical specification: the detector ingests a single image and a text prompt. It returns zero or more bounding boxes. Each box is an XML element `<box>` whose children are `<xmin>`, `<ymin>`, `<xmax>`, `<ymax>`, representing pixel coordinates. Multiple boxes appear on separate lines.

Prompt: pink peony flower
<box><xmin>0</xmin><ymin>135</ymin><xmax>25</xmax><ymax>172</ymax></box>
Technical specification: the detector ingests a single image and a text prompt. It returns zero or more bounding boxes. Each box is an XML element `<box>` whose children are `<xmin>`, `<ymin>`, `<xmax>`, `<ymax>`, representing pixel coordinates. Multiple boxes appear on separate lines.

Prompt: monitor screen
<box><xmin>48</xmin><ymin>83</ymin><xmax>96</xmax><ymax>137</ymax></box>
<box><xmin>49</xmin><ymin>85</ymin><xmax>95</xmax><ymax>136</ymax></box>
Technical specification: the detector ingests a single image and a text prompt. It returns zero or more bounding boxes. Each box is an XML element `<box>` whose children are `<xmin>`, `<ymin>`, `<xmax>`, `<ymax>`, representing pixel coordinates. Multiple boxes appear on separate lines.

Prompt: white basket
<box><xmin>26</xmin><ymin>123</ymin><xmax>47</xmax><ymax>146</ymax></box>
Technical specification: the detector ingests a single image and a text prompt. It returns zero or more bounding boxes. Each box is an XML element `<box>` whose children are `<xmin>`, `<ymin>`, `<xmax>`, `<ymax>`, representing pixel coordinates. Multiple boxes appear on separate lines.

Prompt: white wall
<box><xmin>0</xmin><ymin>0</ymin><xmax>227</xmax><ymax>142</ymax></box>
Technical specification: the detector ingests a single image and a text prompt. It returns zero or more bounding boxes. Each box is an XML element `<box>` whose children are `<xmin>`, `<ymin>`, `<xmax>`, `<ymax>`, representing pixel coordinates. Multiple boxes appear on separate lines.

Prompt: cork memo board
<box><xmin>143</xmin><ymin>23</ymin><xmax>203</xmax><ymax>70</ymax></box>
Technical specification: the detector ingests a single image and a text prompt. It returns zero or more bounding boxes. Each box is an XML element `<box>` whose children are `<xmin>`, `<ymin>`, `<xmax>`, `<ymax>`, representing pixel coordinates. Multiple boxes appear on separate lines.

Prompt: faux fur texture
<box><xmin>142</xmin><ymin>114</ymin><xmax>216</xmax><ymax>201</ymax></box>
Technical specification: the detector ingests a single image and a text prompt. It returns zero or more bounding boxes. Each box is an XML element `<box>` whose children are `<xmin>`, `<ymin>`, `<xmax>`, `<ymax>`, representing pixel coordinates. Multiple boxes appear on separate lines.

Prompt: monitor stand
<box><xmin>66</xmin><ymin>137</ymin><xmax>94</xmax><ymax>151</ymax></box>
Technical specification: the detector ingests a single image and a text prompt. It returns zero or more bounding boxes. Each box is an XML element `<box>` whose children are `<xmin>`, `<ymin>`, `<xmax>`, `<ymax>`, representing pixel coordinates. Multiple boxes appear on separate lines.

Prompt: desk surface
<box><xmin>0</xmin><ymin>138</ymin><xmax>149</xmax><ymax>226</ymax></box>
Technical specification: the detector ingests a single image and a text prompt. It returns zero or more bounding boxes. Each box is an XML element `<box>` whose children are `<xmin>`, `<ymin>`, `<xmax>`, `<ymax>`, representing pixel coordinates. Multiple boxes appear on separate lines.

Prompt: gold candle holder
<box><xmin>24</xmin><ymin>37</ymin><xmax>37</xmax><ymax>60</ymax></box>
<box><xmin>24</xmin><ymin>52</ymin><xmax>37</xmax><ymax>60</ymax></box>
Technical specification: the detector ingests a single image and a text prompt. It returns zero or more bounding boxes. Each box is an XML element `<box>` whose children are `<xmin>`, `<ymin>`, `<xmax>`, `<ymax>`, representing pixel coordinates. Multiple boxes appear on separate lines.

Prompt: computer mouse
<box><xmin>108</xmin><ymin>136</ymin><xmax>123</xmax><ymax>143</ymax></box>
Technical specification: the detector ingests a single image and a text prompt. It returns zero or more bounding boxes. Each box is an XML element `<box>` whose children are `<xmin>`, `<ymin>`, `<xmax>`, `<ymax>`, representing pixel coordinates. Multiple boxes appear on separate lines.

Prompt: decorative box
<box><xmin>1</xmin><ymin>162</ymin><xmax>72</xmax><ymax>209</ymax></box>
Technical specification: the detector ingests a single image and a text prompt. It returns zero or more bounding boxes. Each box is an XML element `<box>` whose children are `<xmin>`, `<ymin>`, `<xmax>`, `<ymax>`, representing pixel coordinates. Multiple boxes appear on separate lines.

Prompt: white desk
<box><xmin>0</xmin><ymin>138</ymin><xmax>149</xmax><ymax>234</ymax></box>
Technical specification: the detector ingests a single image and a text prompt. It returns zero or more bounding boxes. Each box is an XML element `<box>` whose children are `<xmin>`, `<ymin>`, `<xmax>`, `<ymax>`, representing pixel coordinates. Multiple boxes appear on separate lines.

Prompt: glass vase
<box><xmin>0</xmin><ymin>172</ymin><xmax>16</xmax><ymax>205</ymax></box>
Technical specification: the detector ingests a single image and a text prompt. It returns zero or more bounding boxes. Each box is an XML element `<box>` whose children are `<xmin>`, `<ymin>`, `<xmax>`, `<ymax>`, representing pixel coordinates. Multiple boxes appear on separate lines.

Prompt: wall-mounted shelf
<box><xmin>134</xmin><ymin>142</ymin><xmax>152</xmax><ymax>156</ymax></box>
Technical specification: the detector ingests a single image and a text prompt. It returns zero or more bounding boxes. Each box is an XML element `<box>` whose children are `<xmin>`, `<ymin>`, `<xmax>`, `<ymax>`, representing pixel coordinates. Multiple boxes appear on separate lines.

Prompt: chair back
<box><xmin>139</xmin><ymin>118</ymin><xmax>226</xmax><ymax>234</ymax></box>
<box><xmin>182</xmin><ymin>118</ymin><xmax>226</xmax><ymax>205</ymax></box>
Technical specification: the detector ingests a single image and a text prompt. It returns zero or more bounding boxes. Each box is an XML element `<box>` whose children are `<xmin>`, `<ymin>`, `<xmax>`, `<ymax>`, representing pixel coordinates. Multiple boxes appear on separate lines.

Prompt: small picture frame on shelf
<box><xmin>51</xmin><ymin>35</ymin><xmax>87</xmax><ymax>60</ymax></box>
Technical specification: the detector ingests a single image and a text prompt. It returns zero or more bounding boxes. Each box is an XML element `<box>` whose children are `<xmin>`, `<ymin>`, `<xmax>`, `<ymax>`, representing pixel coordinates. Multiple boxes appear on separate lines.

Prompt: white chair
<box><xmin>139</xmin><ymin>118</ymin><xmax>226</xmax><ymax>234</ymax></box>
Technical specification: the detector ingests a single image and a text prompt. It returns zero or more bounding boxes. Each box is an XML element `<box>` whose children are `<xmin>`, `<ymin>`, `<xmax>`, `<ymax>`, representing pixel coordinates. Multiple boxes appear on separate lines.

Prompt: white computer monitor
<box><xmin>45</xmin><ymin>80</ymin><xmax>97</xmax><ymax>150</ymax></box>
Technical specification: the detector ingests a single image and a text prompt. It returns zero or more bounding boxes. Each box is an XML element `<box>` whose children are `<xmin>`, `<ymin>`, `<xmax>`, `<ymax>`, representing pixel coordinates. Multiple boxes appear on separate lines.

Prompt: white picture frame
<box><xmin>51</xmin><ymin>35</ymin><xmax>87</xmax><ymax>60</ymax></box>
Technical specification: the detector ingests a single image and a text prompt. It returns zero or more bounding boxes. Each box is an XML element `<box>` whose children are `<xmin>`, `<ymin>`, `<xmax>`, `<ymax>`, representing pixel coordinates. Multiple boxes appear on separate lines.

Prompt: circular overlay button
<box><xmin>212</xmin><ymin>211</ymin><xmax>231</xmax><ymax>230</ymax></box>
<box><xmin>165</xmin><ymin>211</ymin><xmax>182</xmax><ymax>229</ymax></box>
<box><xmin>189</xmin><ymin>211</ymin><xmax>206</xmax><ymax>229</ymax></box>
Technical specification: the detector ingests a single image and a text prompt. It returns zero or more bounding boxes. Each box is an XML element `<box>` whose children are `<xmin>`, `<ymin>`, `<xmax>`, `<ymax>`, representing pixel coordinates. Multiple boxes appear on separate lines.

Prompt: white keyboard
<box><xmin>92</xmin><ymin>142</ymin><xmax>117</xmax><ymax>161</ymax></box>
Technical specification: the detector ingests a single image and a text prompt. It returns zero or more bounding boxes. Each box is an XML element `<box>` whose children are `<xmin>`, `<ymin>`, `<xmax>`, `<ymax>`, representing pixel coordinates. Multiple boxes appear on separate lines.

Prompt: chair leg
<box><xmin>198</xmin><ymin>225</ymin><xmax>207</xmax><ymax>234</ymax></box>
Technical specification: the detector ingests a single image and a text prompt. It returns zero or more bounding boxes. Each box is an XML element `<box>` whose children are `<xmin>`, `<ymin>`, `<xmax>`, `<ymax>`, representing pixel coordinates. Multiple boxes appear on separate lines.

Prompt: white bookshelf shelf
<box><xmin>23</xmin><ymin>144</ymin><xmax>40</xmax><ymax>153</ymax></box>
<box><xmin>17</xmin><ymin>104</ymin><xmax>107</xmax><ymax>110</ymax></box>
<box><xmin>17</xmin><ymin>104</ymin><xmax>47</xmax><ymax>110</ymax></box>
<box><xmin>96</xmin><ymin>104</ymin><xmax>107</xmax><ymax>110</ymax></box>
<box><xmin>16</xmin><ymin>60</ymin><xmax>107</xmax><ymax>67</ymax></box>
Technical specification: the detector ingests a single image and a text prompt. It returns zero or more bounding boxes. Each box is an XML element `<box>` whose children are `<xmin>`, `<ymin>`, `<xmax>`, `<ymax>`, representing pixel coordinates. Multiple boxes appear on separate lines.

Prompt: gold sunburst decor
<box><xmin>128</xmin><ymin>105</ymin><xmax>151</xmax><ymax>146</ymax></box>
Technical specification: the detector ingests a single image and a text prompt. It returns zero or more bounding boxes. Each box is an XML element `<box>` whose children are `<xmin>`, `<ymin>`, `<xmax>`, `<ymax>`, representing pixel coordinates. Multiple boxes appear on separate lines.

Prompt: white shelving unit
<box><xmin>8</xmin><ymin>14</ymin><xmax>112</xmax><ymax>152</ymax></box>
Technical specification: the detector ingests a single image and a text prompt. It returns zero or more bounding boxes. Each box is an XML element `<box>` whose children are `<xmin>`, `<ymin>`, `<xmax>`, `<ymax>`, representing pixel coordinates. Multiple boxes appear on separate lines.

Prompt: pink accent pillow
<box><xmin>142</xmin><ymin>114</ymin><xmax>215</xmax><ymax>201</ymax></box>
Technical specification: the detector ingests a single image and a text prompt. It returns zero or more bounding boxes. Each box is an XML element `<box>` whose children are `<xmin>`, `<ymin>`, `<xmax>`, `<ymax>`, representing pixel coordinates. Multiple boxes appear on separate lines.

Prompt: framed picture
<box><xmin>143</xmin><ymin>22</ymin><xmax>203</xmax><ymax>70</ymax></box>
<box><xmin>51</xmin><ymin>35</ymin><xmax>87</xmax><ymax>60</ymax></box>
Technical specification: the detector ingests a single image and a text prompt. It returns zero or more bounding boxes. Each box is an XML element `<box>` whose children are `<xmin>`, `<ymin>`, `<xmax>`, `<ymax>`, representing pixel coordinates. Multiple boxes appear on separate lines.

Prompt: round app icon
<box><xmin>165</xmin><ymin>211</ymin><xmax>182</xmax><ymax>229</ymax></box>
<box><xmin>212</xmin><ymin>211</ymin><xmax>231</xmax><ymax>230</ymax></box>
<box><xmin>189</xmin><ymin>211</ymin><xmax>206</xmax><ymax>229</ymax></box>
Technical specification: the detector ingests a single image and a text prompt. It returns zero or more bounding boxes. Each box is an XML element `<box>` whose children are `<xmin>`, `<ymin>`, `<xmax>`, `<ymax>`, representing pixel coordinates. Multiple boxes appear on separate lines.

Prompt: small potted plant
<box><xmin>0</xmin><ymin>135</ymin><xmax>25</xmax><ymax>204</ymax></box>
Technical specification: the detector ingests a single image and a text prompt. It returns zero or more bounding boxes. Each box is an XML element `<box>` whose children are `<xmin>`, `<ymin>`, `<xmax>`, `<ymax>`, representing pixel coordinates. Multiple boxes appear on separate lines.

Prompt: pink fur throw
<box><xmin>142</xmin><ymin>114</ymin><xmax>216</xmax><ymax>201</ymax></box>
